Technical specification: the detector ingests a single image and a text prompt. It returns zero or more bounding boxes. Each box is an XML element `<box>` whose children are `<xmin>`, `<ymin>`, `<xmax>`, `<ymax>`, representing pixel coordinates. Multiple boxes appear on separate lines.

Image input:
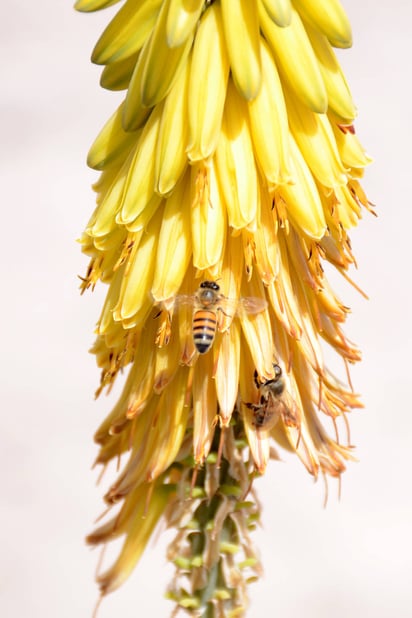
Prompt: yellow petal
<box><xmin>191</xmin><ymin>161</ymin><xmax>227</xmax><ymax>271</ymax></box>
<box><xmin>152</xmin><ymin>172</ymin><xmax>192</xmax><ymax>302</ymax></box>
<box><xmin>215</xmin><ymin>80</ymin><xmax>259</xmax><ymax>230</ymax></box>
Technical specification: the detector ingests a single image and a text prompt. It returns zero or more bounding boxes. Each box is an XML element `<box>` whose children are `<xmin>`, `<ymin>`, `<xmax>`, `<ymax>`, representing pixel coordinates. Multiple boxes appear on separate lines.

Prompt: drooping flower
<box><xmin>76</xmin><ymin>0</ymin><xmax>374</xmax><ymax>614</ymax></box>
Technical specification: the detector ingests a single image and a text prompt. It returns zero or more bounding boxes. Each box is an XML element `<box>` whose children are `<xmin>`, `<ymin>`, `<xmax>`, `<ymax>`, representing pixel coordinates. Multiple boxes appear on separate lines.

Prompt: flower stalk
<box><xmin>76</xmin><ymin>0</ymin><xmax>374</xmax><ymax>614</ymax></box>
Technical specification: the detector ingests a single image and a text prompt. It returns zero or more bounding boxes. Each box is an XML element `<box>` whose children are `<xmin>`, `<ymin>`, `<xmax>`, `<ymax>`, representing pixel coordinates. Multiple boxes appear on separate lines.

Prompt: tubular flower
<box><xmin>77</xmin><ymin>0</ymin><xmax>374</xmax><ymax>614</ymax></box>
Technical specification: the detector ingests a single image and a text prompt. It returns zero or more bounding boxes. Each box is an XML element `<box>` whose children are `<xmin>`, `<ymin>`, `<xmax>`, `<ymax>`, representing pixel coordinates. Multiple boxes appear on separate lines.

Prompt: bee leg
<box><xmin>216</xmin><ymin>306</ymin><xmax>233</xmax><ymax>332</ymax></box>
<box><xmin>244</xmin><ymin>402</ymin><xmax>260</xmax><ymax>411</ymax></box>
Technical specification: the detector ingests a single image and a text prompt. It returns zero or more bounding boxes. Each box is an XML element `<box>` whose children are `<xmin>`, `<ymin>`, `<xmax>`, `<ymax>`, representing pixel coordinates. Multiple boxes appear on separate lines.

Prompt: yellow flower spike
<box><xmin>215</xmin><ymin>80</ymin><xmax>259</xmax><ymax>231</ymax></box>
<box><xmin>187</xmin><ymin>2</ymin><xmax>230</xmax><ymax>162</ymax></box>
<box><xmin>260</xmin><ymin>0</ymin><xmax>292</xmax><ymax>27</ymax></box>
<box><xmin>78</xmin><ymin>0</ymin><xmax>372</xmax><ymax>611</ymax></box>
<box><xmin>100</xmin><ymin>52</ymin><xmax>138</xmax><ymax>91</ymax></box>
<box><xmin>96</xmin><ymin>484</ymin><xmax>173</xmax><ymax>596</ymax></box>
<box><xmin>154</xmin><ymin>55</ymin><xmax>190</xmax><ymax>196</ymax></box>
<box><xmin>116</xmin><ymin>105</ymin><xmax>162</xmax><ymax>226</ymax></box>
<box><xmin>152</xmin><ymin>173</ymin><xmax>192</xmax><ymax>302</ymax></box>
<box><xmin>248</xmin><ymin>38</ymin><xmax>292</xmax><ymax>187</ymax></box>
<box><xmin>277</xmin><ymin>134</ymin><xmax>327</xmax><ymax>239</ymax></box>
<box><xmin>92</xmin><ymin>0</ymin><xmax>162</xmax><ymax>65</ymax></box>
<box><xmin>305</xmin><ymin>23</ymin><xmax>357</xmax><ymax>123</ymax></box>
<box><xmin>87</xmin><ymin>102</ymin><xmax>139</xmax><ymax>171</ymax></box>
<box><xmin>215</xmin><ymin>321</ymin><xmax>241</xmax><ymax>426</ymax></box>
<box><xmin>113</xmin><ymin>206</ymin><xmax>163</xmax><ymax>326</ymax></box>
<box><xmin>139</xmin><ymin>0</ymin><xmax>194</xmax><ymax>108</ymax></box>
<box><xmin>285</xmin><ymin>92</ymin><xmax>348</xmax><ymax>189</ymax></box>
<box><xmin>193</xmin><ymin>351</ymin><xmax>218</xmax><ymax>465</ymax></box>
<box><xmin>191</xmin><ymin>161</ymin><xmax>227</xmax><ymax>272</ymax></box>
<box><xmin>166</xmin><ymin>0</ymin><xmax>204</xmax><ymax>48</ymax></box>
<box><xmin>293</xmin><ymin>0</ymin><xmax>352</xmax><ymax>49</ymax></box>
<box><xmin>259</xmin><ymin>2</ymin><xmax>328</xmax><ymax>113</ymax></box>
<box><xmin>221</xmin><ymin>0</ymin><xmax>261</xmax><ymax>101</ymax></box>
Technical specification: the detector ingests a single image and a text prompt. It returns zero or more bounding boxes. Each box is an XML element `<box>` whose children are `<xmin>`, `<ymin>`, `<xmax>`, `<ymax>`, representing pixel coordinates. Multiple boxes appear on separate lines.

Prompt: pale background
<box><xmin>1</xmin><ymin>1</ymin><xmax>411</xmax><ymax>616</ymax></box>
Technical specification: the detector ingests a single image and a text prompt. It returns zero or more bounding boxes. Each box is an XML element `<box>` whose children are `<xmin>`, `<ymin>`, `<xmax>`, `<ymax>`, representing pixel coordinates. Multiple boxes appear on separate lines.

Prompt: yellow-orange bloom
<box><xmin>77</xmin><ymin>0</ymin><xmax>374</xmax><ymax>613</ymax></box>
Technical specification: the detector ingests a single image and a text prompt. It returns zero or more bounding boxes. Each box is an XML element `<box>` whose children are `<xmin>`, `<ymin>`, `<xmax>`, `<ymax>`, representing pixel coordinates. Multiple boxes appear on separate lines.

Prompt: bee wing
<box><xmin>254</xmin><ymin>392</ymin><xmax>282</xmax><ymax>432</ymax></box>
<box><xmin>277</xmin><ymin>391</ymin><xmax>300</xmax><ymax>428</ymax></box>
<box><xmin>237</xmin><ymin>296</ymin><xmax>268</xmax><ymax>316</ymax></box>
<box><xmin>171</xmin><ymin>294</ymin><xmax>197</xmax><ymax>310</ymax></box>
<box><xmin>218</xmin><ymin>297</ymin><xmax>240</xmax><ymax>316</ymax></box>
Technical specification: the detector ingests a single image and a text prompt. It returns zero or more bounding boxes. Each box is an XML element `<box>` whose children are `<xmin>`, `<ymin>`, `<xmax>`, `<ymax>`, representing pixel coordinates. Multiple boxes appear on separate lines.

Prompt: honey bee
<box><xmin>174</xmin><ymin>280</ymin><xmax>267</xmax><ymax>354</ymax></box>
<box><xmin>245</xmin><ymin>364</ymin><xmax>301</xmax><ymax>437</ymax></box>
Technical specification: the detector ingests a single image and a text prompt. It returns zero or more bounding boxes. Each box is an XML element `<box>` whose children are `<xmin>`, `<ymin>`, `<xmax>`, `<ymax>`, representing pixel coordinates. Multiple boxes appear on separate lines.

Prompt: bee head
<box><xmin>273</xmin><ymin>364</ymin><xmax>282</xmax><ymax>379</ymax></box>
<box><xmin>200</xmin><ymin>280</ymin><xmax>220</xmax><ymax>292</ymax></box>
<box><xmin>254</xmin><ymin>365</ymin><xmax>282</xmax><ymax>388</ymax></box>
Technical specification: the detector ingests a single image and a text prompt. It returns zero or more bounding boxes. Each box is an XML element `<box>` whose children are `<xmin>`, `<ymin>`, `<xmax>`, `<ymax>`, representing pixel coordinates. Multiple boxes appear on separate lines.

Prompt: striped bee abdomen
<box><xmin>192</xmin><ymin>309</ymin><xmax>217</xmax><ymax>354</ymax></box>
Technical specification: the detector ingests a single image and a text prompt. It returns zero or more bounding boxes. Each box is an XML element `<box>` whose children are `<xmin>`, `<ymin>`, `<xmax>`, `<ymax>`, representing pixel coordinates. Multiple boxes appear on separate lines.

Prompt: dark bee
<box><xmin>245</xmin><ymin>364</ymin><xmax>301</xmax><ymax>435</ymax></box>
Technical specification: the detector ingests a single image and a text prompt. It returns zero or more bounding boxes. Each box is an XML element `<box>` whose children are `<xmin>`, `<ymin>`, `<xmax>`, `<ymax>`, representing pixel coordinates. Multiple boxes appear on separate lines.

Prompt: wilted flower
<box><xmin>76</xmin><ymin>0</ymin><xmax>374</xmax><ymax>615</ymax></box>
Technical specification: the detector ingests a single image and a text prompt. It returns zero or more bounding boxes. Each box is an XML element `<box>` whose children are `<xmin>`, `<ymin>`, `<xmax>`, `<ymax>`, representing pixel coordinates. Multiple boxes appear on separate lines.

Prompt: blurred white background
<box><xmin>1</xmin><ymin>1</ymin><xmax>411</xmax><ymax>616</ymax></box>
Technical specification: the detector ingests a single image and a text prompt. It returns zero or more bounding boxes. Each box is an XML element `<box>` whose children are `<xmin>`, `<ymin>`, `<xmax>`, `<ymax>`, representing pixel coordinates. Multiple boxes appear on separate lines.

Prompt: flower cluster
<box><xmin>77</xmin><ymin>0</ymin><xmax>373</xmax><ymax>614</ymax></box>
